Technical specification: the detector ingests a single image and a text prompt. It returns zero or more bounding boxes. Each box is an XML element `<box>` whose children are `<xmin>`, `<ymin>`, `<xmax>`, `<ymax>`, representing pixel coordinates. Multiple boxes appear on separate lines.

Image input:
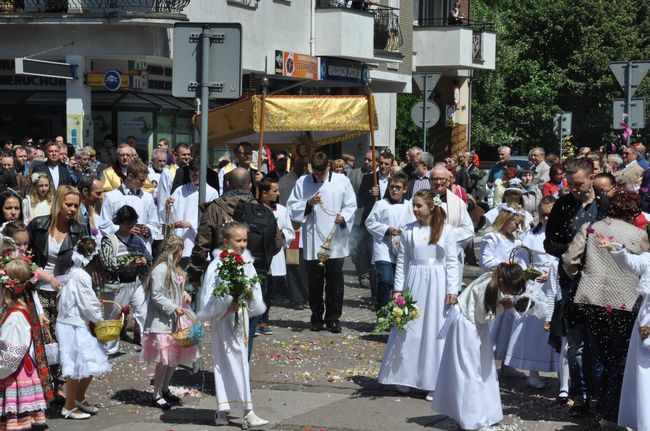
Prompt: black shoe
<box><xmin>162</xmin><ymin>390</ymin><xmax>181</xmax><ymax>405</ymax></box>
<box><xmin>326</xmin><ymin>322</ymin><xmax>342</xmax><ymax>334</ymax></box>
<box><xmin>568</xmin><ymin>400</ymin><xmax>590</xmax><ymax>417</ymax></box>
<box><xmin>310</xmin><ymin>323</ymin><xmax>324</xmax><ymax>332</ymax></box>
<box><xmin>153</xmin><ymin>396</ymin><xmax>171</xmax><ymax>410</ymax></box>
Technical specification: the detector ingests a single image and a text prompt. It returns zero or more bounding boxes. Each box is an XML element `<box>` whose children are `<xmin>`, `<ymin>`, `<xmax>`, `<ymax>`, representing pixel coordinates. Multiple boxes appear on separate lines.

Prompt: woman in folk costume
<box><xmin>0</xmin><ymin>257</ymin><xmax>52</xmax><ymax>431</ymax></box>
<box><xmin>377</xmin><ymin>189</ymin><xmax>459</xmax><ymax>401</ymax></box>
<box><xmin>56</xmin><ymin>237</ymin><xmax>111</xmax><ymax>420</ymax></box>
<box><xmin>198</xmin><ymin>222</ymin><xmax>268</xmax><ymax>429</ymax></box>
<box><xmin>431</xmin><ymin>263</ymin><xmax>528</xmax><ymax>430</ymax></box>
<box><xmin>479</xmin><ymin>203</ymin><xmax>526</xmax><ymax>377</ymax></box>
<box><xmin>504</xmin><ymin>196</ymin><xmax>561</xmax><ymax>389</ymax></box>
<box><xmin>597</xmin><ymin>234</ymin><xmax>650</xmax><ymax>431</ymax></box>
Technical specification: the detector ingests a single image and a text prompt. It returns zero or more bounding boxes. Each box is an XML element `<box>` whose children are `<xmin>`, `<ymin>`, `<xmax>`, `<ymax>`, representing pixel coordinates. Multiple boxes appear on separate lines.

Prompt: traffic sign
<box><xmin>413</xmin><ymin>73</ymin><xmax>440</xmax><ymax>100</ymax></box>
<box><xmin>15</xmin><ymin>58</ymin><xmax>76</xmax><ymax>80</ymax></box>
<box><xmin>411</xmin><ymin>100</ymin><xmax>440</xmax><ymax>129</ymax></box>
<box><xmin>613</xmin><ymin>98</ymin><xmax>645</xmax><ymax>129</ymax></box>
<box><xmin>610</xmin><ymin>61</ymin><xmax>649</xmax><ymax>97</ymax></box>
<box><xmin>104</xmin><ymin>70</ymin><xmax>122</xmax><ymax>91</ymax></box>
<box><xmin>552</xmin><ymin>112</ymin><xmax>572</xmax><ymax>139</ymax></box>
<box><xmin>172</xmin><ymin>23</ymin><xmax>242</xmax><ymax>99</ymax></box>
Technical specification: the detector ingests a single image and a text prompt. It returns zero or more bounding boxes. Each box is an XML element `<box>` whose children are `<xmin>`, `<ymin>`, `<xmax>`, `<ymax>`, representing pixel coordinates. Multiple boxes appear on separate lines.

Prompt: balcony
<box><xmin>314</xmin><ymin>1</ymin><xmax>403</xmax><ymax>63</ymax></box>
<box><xmin>413</xmin><ymin>17</ymin><xmax>495</xmax><ymax>73</ymax></box>
<box><xmin>0</xmin><ymin>0</ymin><xmax>189</xmax><ymax>17</ymax></box>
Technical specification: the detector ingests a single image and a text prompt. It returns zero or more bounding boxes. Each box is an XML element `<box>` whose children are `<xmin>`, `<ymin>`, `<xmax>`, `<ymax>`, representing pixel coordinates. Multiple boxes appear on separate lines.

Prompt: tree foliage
<box><xmin>471</xmin><ymin>0</ymin><xmax>650</xmax><ymax>153</ymax></box>
<box><xmin>395</xmin><ymin>93</ymin><xmax>421</xmax><ymax>161</ymax></box>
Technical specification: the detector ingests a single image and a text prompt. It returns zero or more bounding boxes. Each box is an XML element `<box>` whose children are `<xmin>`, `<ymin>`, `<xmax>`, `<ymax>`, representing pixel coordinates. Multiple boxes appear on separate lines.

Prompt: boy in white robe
<box><xmin>364</xmin><ymin>172</ymin><xmax>415</xmax><ymax>310</ymax></box>
<box><xmin>198</xmin><ymin>222</ymin><xmax>268</xmax><ymax>428</ymax></box>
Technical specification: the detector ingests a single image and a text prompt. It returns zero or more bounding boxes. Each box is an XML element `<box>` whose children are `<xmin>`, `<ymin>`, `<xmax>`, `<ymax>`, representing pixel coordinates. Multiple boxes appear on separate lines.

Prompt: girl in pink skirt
<box><xmin>140</xmin><ymin>235</ymin><xmax>198</xmax><ymax>410</ymax></box>
<box><xmin>0</xmin><ymin>258</ymin><xmax>50</xmax><ymax>430</ymax></box>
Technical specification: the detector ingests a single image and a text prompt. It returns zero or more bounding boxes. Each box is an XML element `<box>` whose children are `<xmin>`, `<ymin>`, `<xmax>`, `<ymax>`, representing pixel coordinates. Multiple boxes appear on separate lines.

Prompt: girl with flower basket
<box><xmin>198</xmin><ymin>222</ymin><xmax>268</xmax><ymax>429</ymax></box>
<box><xmin>140</xmin><ymin>235</ymin><xmax>198</xmax><ymax>410</ymax></box>
<box><xmin>56</xmin><ymin>237</ymin><xmax>111</xmax><ymax>419</ymax></box>
<box><xmin>0</xmin><ymin>258</ymin><xmax>51</xmax><ymax>430</ymax></box>
<box><xmin>377</xmin><ymin>189</ymin><xmax>459</xmax><ymax>402</ymax></box>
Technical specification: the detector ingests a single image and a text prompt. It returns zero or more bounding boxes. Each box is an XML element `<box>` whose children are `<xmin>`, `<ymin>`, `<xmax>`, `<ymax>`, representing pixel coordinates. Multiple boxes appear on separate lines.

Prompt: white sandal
<box><xmin>61</xmin><ymin>407</ymin><xmax>91</xmax><ymax>420</ymax></box>
<box><xmin>75</xmin><ymin>399</ymin><xmax>99</xmax><ymax>414</ymax></box>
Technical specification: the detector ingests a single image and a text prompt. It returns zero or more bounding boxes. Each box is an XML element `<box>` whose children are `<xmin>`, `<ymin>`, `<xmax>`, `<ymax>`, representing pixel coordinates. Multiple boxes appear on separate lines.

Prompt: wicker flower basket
<box><xmin>509</xmin><ymin>245</ymin><xmax>542</xmax><ymax>281</ymax></box>
<box><xmin>172</xmin><ymin>311</ymin><xmax>204</xmax><ymax>348</ymax></box>
<box><xmin>95</xmin><ymin>300</ymin><xmax>125</xmax><ymax>343</ymax></box>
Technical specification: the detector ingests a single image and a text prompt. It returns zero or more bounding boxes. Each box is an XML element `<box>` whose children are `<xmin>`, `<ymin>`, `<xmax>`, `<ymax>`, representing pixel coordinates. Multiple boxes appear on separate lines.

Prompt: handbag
<box><xmin>43</xmin><ymin>328</ymin><xmax>59</xmax><ymax>365</ymax></box>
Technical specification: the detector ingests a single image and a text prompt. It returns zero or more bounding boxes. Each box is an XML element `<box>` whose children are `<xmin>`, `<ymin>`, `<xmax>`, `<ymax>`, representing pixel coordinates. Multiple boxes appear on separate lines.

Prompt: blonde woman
<box><xmin>140</xmin><ymin>235</ymin><xmax>197</xmax><ymax>410</ymax></box>
<box><xmin>23</xmin><ymin>173</ymin><xmax>53</xmax><ymax>225</ymax></box>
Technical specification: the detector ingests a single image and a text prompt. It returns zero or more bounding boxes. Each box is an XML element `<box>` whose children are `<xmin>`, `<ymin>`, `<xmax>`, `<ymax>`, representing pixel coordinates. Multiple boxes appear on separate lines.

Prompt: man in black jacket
<box><xmin>543</xmin><ymin>157</ymin><xmax>608</xmax><ymax>415</ymax></box>
<box><xmin>31</xmin><ymin>141</ymin><xmax>72</xmax><ymax>189</ymax></box>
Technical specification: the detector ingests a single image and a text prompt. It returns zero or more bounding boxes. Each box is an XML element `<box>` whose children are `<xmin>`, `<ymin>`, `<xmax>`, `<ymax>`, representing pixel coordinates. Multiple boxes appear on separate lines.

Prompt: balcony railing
<box><xmin>0</xmin><ymin>0</ymin><xmax>191</xmax><ymax>13</ymax></box>
<box><xmin>315</xmin><ymin>2</ymin><xmax>403</xmax><ymax>53</ymax></box>
<box><xmin>416</xmin><ymin>17</ymin><xmax>494</xmax><ymax>32</ymax></box>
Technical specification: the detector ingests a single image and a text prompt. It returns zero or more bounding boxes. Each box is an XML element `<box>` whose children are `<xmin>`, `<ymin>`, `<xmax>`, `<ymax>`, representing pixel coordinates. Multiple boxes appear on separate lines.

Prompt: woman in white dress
<box><xmin>479</xmin><ymin>203</ymin><xmax>525</xmax><ymax>377</ymax></box>
<box><xmin>377</xmin><ymin>189</ymin><xmax>459</xmax><ymax>401</ymax></box>
<box><xmin>22</xmin><ymin>173</ymin><xmax>53</xmax><ymax>225</ymax></box>
<box><xmin>504</xmin><ymin>197</ymin><xmax>560</xmax><ymax>389</ymax></box>
<box><xmin>597</xmin><ymin>235</ymin><xmax>650</xmax><ymax>431</ymax></box>
<box><xmin>56</xmin><ymin>237</ymin><xmax>111</xmax><ymax>419</ymax></box>
<box><xmin>432</xmin><ymin>263</ymin><xmax>528</xmax><ymax>430</ymax></box>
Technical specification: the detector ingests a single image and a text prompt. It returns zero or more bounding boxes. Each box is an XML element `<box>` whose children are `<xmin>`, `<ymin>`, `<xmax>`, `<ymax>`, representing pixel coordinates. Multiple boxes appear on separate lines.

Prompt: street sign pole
<box><xmin>199</xmin><ymin>25</ymin><xmax>210</xmax><ymax>206</ymax></box>
<box><xmin>422</xmin><ymin>75</ymin><xmax>427</xmax><ymax>152</ymax></box>
<box><xmin>625</xmin><ymin>61</ymin><xmax>633</xmax><ymax>145</ymax></box>
<box><xmin>559</xmin><ymin>114</ymin><xmax>563</xmax><ymax>157</ymax></box>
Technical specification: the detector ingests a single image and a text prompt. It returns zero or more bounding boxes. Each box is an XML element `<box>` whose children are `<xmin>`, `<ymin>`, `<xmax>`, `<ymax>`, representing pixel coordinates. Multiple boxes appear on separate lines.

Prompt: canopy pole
<box><xmin>367</xmin><ymin>87</ymin><xmax>378</xmax><ymax>199</ymax></box>
<box><xmin>257</xmin><ymin>66</ymin><xmax>269</xmax><ymax>199</ymax></box>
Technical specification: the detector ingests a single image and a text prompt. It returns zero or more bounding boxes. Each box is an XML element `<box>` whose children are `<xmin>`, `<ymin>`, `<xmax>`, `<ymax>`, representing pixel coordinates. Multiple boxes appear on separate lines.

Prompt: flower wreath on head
<box><xmin>0</xmin><ymin>247</ymin><xmax>39</xmax><ymax>295</ymax></box>
<box><xmin>71</xmin><ymin>236</ymin><xmax>99</xmax><ymax>268</ymax></box>
<box><xmin>496</xmin><ymin>203</ymin><xmax>527</xmax><ymax>218</ymax></box>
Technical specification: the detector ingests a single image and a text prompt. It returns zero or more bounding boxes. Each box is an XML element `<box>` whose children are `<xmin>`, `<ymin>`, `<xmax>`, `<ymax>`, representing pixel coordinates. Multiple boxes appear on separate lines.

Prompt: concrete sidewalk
<box><xmin>47</xmin><ymin>263</ymin><xmax>598</xmax><ymax>431</ymax></box>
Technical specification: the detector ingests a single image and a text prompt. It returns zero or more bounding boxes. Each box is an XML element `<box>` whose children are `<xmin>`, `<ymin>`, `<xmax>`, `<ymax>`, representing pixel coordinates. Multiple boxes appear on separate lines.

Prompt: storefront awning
<box><xmin>195</xmin><ymin>94</ymin><xmax>378</xmax><ymax>147</ymax></box>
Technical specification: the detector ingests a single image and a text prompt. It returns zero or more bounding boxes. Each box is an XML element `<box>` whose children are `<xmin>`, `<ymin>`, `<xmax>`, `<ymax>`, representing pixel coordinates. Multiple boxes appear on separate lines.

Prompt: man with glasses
<box><xmin>356</xmin><ymin>151</ymin><xmax>395</xmax><ymax>303</ymax></box>
<box><xmin>529</xmin><ymin>147</ymin><xmax>550</xmax><ymax>186</ymax></box>
<box><xmin>220</xmin><ymin>142</ymin><xmax>263</xmax><ymax>196</ymax></box>
<box><xmin>401</xmin><ymin>146</ymin><xmax>422</xmax><ymax>178</ymax></box>
<box><xmin>614</xmin><ymin>145</ymin><xmax>644</xmax><ymax>188</ymax></box>
<box><xmin>429</xmin><ymin>165</ymin><xmax>474</xmax><ymax>291</ymax></box>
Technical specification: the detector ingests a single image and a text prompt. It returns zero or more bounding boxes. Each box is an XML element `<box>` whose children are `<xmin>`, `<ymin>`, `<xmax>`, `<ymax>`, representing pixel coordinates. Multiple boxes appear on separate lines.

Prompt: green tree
<box><xmin>395</xmin><ymin>93</ymin><xmax>421</xmax><ymax>161</ymax></box>
<box><xmin>471</xmin><ymin>0</ymin><xmax>650</xmax><ymax>153</ymax></box>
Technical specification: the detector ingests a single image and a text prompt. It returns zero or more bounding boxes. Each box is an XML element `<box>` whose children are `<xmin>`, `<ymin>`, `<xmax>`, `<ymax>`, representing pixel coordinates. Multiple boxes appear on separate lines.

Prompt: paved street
<box><xmin>48</xmin><ymin>261</ymin><xmax>598</xmax><ymax>431</ymax></box>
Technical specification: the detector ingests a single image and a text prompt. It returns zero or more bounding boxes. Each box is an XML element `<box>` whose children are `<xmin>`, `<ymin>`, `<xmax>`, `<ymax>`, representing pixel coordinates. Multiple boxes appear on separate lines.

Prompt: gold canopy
<box><xmin>195</xmin><ymin>94</ymin><xmax>379</xmax><ymax>147</ymax></box>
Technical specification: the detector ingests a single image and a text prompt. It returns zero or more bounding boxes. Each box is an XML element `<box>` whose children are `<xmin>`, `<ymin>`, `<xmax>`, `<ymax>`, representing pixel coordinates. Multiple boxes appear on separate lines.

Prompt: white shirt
<box><xmin>37</xmin><ymin>235</ymin><xmax>62</xmax><ymax>292</ymax></box>
<box><xmin>287</xmin><ymin>172</ymin><xmax>357</xmax><ymax>260</ymax></box>
<box><xmin>98</xmin><ymin>185</ymin><xmax>160</xmax><ymax>253</ymax></box>
<box><xmin>48</xmin><ymin>164</ymin><xmax>60</xmax><ymax>190</ymax></box>
<box><xmin>269</xmin><ymin>204</ymin><xmax>295</xmax><ymax>276</ymax></box>
<box><xmin>365</xmin><ymin>198</ymin><xmax>415</xmax><ymax>264</ymax></box>
<box><xmin>170</xmin><ymin>182</ymin><xmax>219</xmax><ymax>257</ymax></box>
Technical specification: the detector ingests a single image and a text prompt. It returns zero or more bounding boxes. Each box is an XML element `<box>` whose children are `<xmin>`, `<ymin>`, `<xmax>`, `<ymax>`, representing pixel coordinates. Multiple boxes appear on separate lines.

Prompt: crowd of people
<box><xmin>0</xmin><ymin>133</ymin><xmax>649</xmax><ymax>431</ymax></box>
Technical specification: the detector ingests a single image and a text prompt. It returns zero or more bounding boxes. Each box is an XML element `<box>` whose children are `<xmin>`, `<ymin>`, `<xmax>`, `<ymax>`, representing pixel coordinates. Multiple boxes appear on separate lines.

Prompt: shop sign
<box><xmin>0</xmin><ymin>59</ymin><xmax>65</xmax><ymax>90</ymax></box>
<box><xmin>274</xmin><ymin>50</ymin><xmax>320</xmax><ymax>80</ymax></box>
<box><xmin>86</xmin><ymin>72</ymin><xmax>129</xmax><ymax>89</ymax></box>
<box><xmin>319</xmin><ymin>57</ymin><xmax>368</xmax><ymax>85</ymax></box>
<box><xmin>104</xmin><ymin>70</ymin><xmax>122</xmax><ymax>91</ymax></box>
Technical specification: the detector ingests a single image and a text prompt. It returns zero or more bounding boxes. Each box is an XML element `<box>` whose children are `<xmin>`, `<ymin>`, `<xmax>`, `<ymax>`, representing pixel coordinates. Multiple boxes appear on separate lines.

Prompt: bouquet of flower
<box><xmin>116</xmin><ymin>253</ymin><xmax>144</xmax><ymax>266</ymax></box>
<box><xmin>373</xmin><ymin>291</ymin><xmax>420</xmax><ymax>333</ymax></box>
<box><xmin>212</xmin><ymin>250</ymin><xmax>262</xmax><ymax>329</ymax></box>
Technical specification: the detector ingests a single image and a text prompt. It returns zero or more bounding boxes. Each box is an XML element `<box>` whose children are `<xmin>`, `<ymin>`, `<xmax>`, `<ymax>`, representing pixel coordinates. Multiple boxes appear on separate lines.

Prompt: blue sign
<box><xmin>104</xmin><ymin>70</ymin><xmax>122</xmax><ymax>92</ymax></box>
<box><xmin>319</xmin><ymin>57</ymin><xmax>368</xmax><ymax>85</ymax></box>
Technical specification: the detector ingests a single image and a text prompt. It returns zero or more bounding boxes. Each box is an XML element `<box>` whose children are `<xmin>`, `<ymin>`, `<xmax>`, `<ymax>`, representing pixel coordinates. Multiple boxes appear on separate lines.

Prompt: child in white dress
<box><xmin>377</xmin><ymin>189</ymin><xmax>459</xmax><ymax>401</ymax></box>
<box><xmin>431</xmin><ymin>263</ymin><xmax>528</xmax><ymax>430</ymax></box>
<box><xmin>597</xmin><ymin>234</ymin><xmax>650</xmax><ymax>431</ymax></box>
<box><xmin>504</xmin><ymin>197</ymin><xmax>561</xmax><ymax>389</ymax></box>
<box><xmin>198</xmin><ymin>222</ymin><xmax>268</xmax><ymax>429</ymax></box>
<box><xmin>56</xmin><ymin>237</ymin><xmax>111</xmax><ymax>419</ymax></box>
<box><xmin>140</xmin><ymin>235</ymin><xmax>198</xmax><ymax>410</ymax></box>
<box><xmin>480</xmin><ymin>203</ymin><xmax>526</xmax><ymax>377</ymax></box>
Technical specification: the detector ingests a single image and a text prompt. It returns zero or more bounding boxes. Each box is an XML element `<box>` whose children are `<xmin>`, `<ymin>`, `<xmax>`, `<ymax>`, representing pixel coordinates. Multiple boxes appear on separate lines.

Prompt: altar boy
<box><xmin>364</xmin><ymin>172</ymin><xmax>416</xmax><ymax>310</ymax></box>
<box><xmin>287</xmin><ymin>152</ymin><xmax>357</xmax><ymax>334</ymax></box>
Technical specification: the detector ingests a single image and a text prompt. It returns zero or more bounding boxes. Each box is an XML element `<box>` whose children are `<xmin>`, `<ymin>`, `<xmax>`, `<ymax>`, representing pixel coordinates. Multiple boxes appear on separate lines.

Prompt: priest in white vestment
<box><xmin>286</xmin><ymin>152</ymin><xmax>357</xmax><ymax>334</ymax></box>
<box><xmin>430</xmin><ymin>165</ymin><xmax>475</xmax><ymax>291</ymax></box>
